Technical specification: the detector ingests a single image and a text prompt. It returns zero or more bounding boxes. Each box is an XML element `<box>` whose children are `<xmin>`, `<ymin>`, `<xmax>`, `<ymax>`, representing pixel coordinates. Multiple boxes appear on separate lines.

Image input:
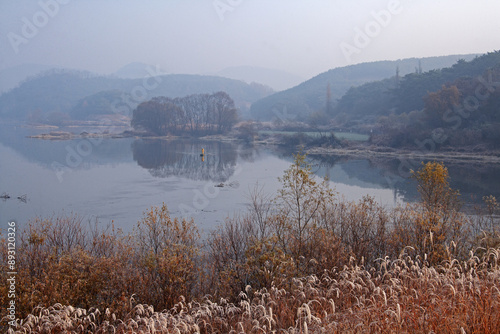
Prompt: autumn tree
<box><xmin>423</xmin><ymin>85</ymin><xmax>460</xmax><ymax>126</ymax></box>
<box><xmin>135</xmin><ymin>204</ymin><xmax>200</xmax><ymax>308</ymax></box>
<box><xmin>410</xmin><ymin>161</ymin><xmax>463</xmax><ymax>263</ymax></box>
<box><xmin>274</xmin><ymin>153</ymin><xmax>336</xmax><ymax>262</ymax></box>
<box><xmin>412</xmin><ymin>161</ymin><xmax>459</xmax><ymax>212</ymax></box>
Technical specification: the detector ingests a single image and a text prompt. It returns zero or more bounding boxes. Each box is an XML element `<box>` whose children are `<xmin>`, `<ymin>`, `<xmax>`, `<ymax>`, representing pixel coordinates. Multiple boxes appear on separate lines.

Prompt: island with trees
<box><xmin>131</xmin><ymin>92</ymin><xmax>238</xmax><ymax>136</ymax></box>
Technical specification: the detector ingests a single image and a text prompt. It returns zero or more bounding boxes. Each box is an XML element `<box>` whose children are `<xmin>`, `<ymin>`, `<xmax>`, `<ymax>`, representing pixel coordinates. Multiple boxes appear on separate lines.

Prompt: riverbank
<box><xmin>306</xmin><ymin>144</ymin><xmax>500</xmax><ymax>164</ymax></box>
<box><xmin>26</xmin><ymin>125</ymin><xmax>500</xmax><ymax>164</ymax></box>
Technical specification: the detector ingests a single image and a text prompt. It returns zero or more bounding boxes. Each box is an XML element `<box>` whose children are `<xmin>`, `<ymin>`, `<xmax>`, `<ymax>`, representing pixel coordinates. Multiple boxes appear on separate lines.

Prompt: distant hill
<box><xmin>0</xmin><ymin>69</ymin><xmax>273</xmax><ymax>122</ymax></box>
<box><xmin>335</xmin><ymin>51</ymin><xmax>500</xmax><ymax>120</ymax></box>
<box><xmin>215</xmin><ymin>66</ymin><xmax>305</xmax><ymax>91</ymax></box>
<box><xmin>353</xmin><ymin>51</ymin><xmax>500</xmax><ymax>149</ymax></box>
<box><xmin>113</xmin><ymin>62</ymin><xmax>169</xmax><ymax>79</ymax></box>
<box><xmin>71</xmin><ymin>90</ymin><xmax>129</xmax><ymax>120</ymax></box>
<box><xmin>0</xmin><ymin>63</ymin><xmax>58</xmax><ymax>94</ymax></box>
<box><xmin>0</xmin><ymin>70</ymin><xmax>124</xmax><ymax>122</ymax></box>
<box><xmin>250</xmin><ymin>54</ymin><xmax>479</xmax><ymax>121</ymax></box>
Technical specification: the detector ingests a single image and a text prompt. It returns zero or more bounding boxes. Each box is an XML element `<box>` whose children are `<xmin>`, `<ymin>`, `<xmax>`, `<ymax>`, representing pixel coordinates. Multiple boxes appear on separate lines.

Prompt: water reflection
<box><xmin>308</xmin><ymin>154</ymin><xmax>500</xmax><ymax>204</ymax></box>
<box><xmin>1</xmin><ymin>123</ymin><xmax>499</xmax><ymax>211</ymax></box>
<box><xmin>132</xmin><ymin>139</ymin><xmax>239</xmax><ymax>182</ymax></box>
<box><xmin>0</xmin><ymin>125</ymin><xmax>134</xmax><ymax>168</ymax></box>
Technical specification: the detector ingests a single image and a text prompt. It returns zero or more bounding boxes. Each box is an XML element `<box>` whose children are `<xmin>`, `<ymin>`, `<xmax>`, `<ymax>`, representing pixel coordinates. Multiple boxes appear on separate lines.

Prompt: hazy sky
<box><xmin>1</xmin><ymin>0</ymin><xmax>499</xmax><ymax>79</ymax></box>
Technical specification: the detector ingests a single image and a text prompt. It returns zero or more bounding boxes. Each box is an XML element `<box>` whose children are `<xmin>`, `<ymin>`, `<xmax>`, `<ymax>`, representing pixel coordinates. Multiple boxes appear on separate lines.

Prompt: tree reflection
<box><xmin>307</xmin><ymin>154</ymin><xmax>500</xmax><ymax>204</ymax></box>
<box><xmin>132</xmin><ymin>139</ymin><xmax>238</xmax><ymax>182</ymax></box>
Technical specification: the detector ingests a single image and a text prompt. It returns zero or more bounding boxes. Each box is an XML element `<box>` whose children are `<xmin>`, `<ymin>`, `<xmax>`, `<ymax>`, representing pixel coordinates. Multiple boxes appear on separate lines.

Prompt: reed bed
<box><xmin>8</xmin><ymin>247</ymin><xmax>500</xmax><ymax>333</ymax></box>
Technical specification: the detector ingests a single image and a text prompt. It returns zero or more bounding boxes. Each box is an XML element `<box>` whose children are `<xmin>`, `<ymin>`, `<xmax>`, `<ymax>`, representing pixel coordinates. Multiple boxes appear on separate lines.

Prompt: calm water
<box><xmin>1</xmin><ymin>125</ymin><xmax>499</xmax><ymax>233</ymax></box>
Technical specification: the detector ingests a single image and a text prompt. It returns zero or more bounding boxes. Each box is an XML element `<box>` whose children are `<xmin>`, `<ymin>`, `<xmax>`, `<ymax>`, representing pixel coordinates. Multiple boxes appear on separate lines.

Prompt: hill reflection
<box><xmin>308</xmin><ymin>154</ymin><xmax>500</xmax><ymax>204</ymax></box>
<box><xmin>1</xmin><ymin>124</ymin><xmax>498</xmax><ymax>205</ymax></box>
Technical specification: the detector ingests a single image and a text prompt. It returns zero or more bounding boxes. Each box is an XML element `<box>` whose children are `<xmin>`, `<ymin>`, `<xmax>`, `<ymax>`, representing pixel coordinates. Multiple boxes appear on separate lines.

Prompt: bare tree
<box><xmin>210</xmin><ymin>91</ymin><xmax>239</xmax><ymax>134</ymax></box>
<box><xmin>131</xmin><ymin>92</ymin><xmax>239</xmax><ymax>136</ymax></box>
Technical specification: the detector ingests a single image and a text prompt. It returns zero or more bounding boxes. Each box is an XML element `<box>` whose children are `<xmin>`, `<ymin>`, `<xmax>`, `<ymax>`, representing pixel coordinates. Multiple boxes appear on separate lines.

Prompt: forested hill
<box><xmin>250</xmin><ymin>54</ymin><xmax>478</xmax><ymax>121</ymax></box>
<box><xmin>355</xmin><ymin>51</ymin><xmax>500</xmax><ymax>149</ymax></box>
<box><xmin>334</xmin><ymin>51</ymin><xmax>500</xmax><ymax>121</ymax></box>
<box><xmin>0</xmin><ymin>70</ymin><xmax>273</xmax><ymax>122</ymax></box>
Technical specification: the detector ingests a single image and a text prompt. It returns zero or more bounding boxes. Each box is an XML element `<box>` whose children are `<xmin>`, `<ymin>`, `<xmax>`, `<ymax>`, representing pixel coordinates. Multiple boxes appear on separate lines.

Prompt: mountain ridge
<box><xmin>214</xmin><ymin>65</ymin><xmax>305</xmax><ymax>91</ymax></box>
<box><xmin>0</xmin><ymin>70</ymin><xmax>273</xmax><ymax>122</ymax></box>
<box><xmin>250</xmin><ymin>54</ymin><xmax>480</xmax><ymax>121</ymax></box>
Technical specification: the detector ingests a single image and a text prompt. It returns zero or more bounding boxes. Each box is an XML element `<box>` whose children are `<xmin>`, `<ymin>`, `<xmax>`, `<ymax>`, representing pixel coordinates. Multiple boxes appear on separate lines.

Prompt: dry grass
<box><xmin>7</xmin><ymin>248</ymin><xmax>500</xmax><ymax>333</ymax></box>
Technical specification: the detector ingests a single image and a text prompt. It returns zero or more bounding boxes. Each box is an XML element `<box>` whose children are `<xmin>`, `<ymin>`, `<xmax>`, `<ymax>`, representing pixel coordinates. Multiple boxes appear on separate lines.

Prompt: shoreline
<box><xmin>306</xmin><ymin>146</ymin><xmax>500</xmax><ymax>164</ymax></box>
<box><xmin>26</xmin><ymin>130</ymin><xmax>239</xmax><ymax>142</ymax></box>
<box><xmin>25</xmin><ymin>127</ymin><xmax>500</xmax><ymax>164</ymax></box>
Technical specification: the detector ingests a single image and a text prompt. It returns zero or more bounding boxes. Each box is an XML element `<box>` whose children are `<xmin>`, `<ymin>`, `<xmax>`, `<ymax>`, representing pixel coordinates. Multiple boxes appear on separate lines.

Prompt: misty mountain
<box><xmin>0</xmin><ymin>70</ymin><xmax>124</xmax><ymax>122</ymax></box>
<box><xmin>70</xmin><ymin>90</ymin><xmax>128</xmax><ymax>120</ymax></box>
<box><xmin>113</xmin><ymin>62</ymin><xmax>168</xmax><ymax>79</ymax></box>
<box><xmin>250</xmin><ymin>54</ymin><xmax>479</xmax><ymax>121</ymax></box>
<box><xmin>113</xmin><ymin>63</ymin><xmax>302</xmax><ymax>91</ymax></box>
<box><xmin>0</xmin><ymin>63</ymin><xmax>59</xmax><ymax>94</ymax></box>
<box><xmin>334</xmin><ymin>51</ymin><xmax>500</xmax><ymax>120</ymax></box>
<box><xmin>215</xmin><ymin>66</ymin><xmax>305</xmax><ymax>91</ymax></box>
<box><xmin>350</xmin><ymin>51</ymin><xmax>500</xmax><ymax>149</ymax></box>
<box><xmin>0</xmin><ymin>69</ymin><xmax>273</xmax><ymax>122</ymax></box>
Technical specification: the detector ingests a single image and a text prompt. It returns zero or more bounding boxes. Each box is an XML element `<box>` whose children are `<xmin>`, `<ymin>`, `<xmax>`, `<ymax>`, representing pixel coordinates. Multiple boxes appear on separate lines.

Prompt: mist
<box><xmin>1</xmin><ymin>0</ymin><xmax>499</xmax><ymax>80</ymax></box>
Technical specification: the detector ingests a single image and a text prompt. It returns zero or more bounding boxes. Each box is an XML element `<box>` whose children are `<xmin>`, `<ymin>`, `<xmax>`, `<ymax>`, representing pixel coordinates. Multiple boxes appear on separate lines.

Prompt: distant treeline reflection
<box><xmin>308</xmin><ymin>154</ymin><xmax>500</xmax><ymax>204</ymax></box>
<box><xmin>132</xmin><ymin>139</ymin><xmax>238</xmax><ymax>182</ymax></box>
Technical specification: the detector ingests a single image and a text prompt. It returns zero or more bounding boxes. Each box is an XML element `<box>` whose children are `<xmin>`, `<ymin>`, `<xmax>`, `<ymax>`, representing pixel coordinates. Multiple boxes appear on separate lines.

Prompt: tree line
<box><xmin>131</xmin><ymin>91</ymin><xmax>239</xmax><ymax>136</ymax></box>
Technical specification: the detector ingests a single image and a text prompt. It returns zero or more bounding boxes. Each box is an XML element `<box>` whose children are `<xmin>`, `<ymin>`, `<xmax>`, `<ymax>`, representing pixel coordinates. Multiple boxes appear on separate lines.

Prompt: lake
<box><xmin>1</xmin><ymin>125</ymin><xmax>499</xmax><ymax>234</ymax></box>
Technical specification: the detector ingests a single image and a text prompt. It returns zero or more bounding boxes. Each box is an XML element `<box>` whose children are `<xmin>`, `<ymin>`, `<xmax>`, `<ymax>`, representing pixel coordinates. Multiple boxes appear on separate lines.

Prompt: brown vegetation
<box><xmin>1</xmin><ymin>156</ymin><xmax>499</xmax><ymax>333</ymax></box>
<box><xmin>7</xmin><ymin>249</ymin><xmax>500</xmax><ymax>333</ymax></box>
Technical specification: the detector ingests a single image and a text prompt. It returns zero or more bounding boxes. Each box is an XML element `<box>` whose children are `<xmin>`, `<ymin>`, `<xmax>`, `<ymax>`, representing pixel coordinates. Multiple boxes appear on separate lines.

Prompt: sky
<box><xmin>0</xmin><ymin>0</ymin><xmax>499</xmax><ymax>79</ymax></box>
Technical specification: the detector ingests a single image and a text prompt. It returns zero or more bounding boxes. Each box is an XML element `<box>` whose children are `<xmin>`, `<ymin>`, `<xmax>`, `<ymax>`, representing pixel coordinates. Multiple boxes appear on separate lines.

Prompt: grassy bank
<box><xmin>258</xmin><ymin>130</ymin><xmax>369</xmax><ymax>142</ymax></box>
